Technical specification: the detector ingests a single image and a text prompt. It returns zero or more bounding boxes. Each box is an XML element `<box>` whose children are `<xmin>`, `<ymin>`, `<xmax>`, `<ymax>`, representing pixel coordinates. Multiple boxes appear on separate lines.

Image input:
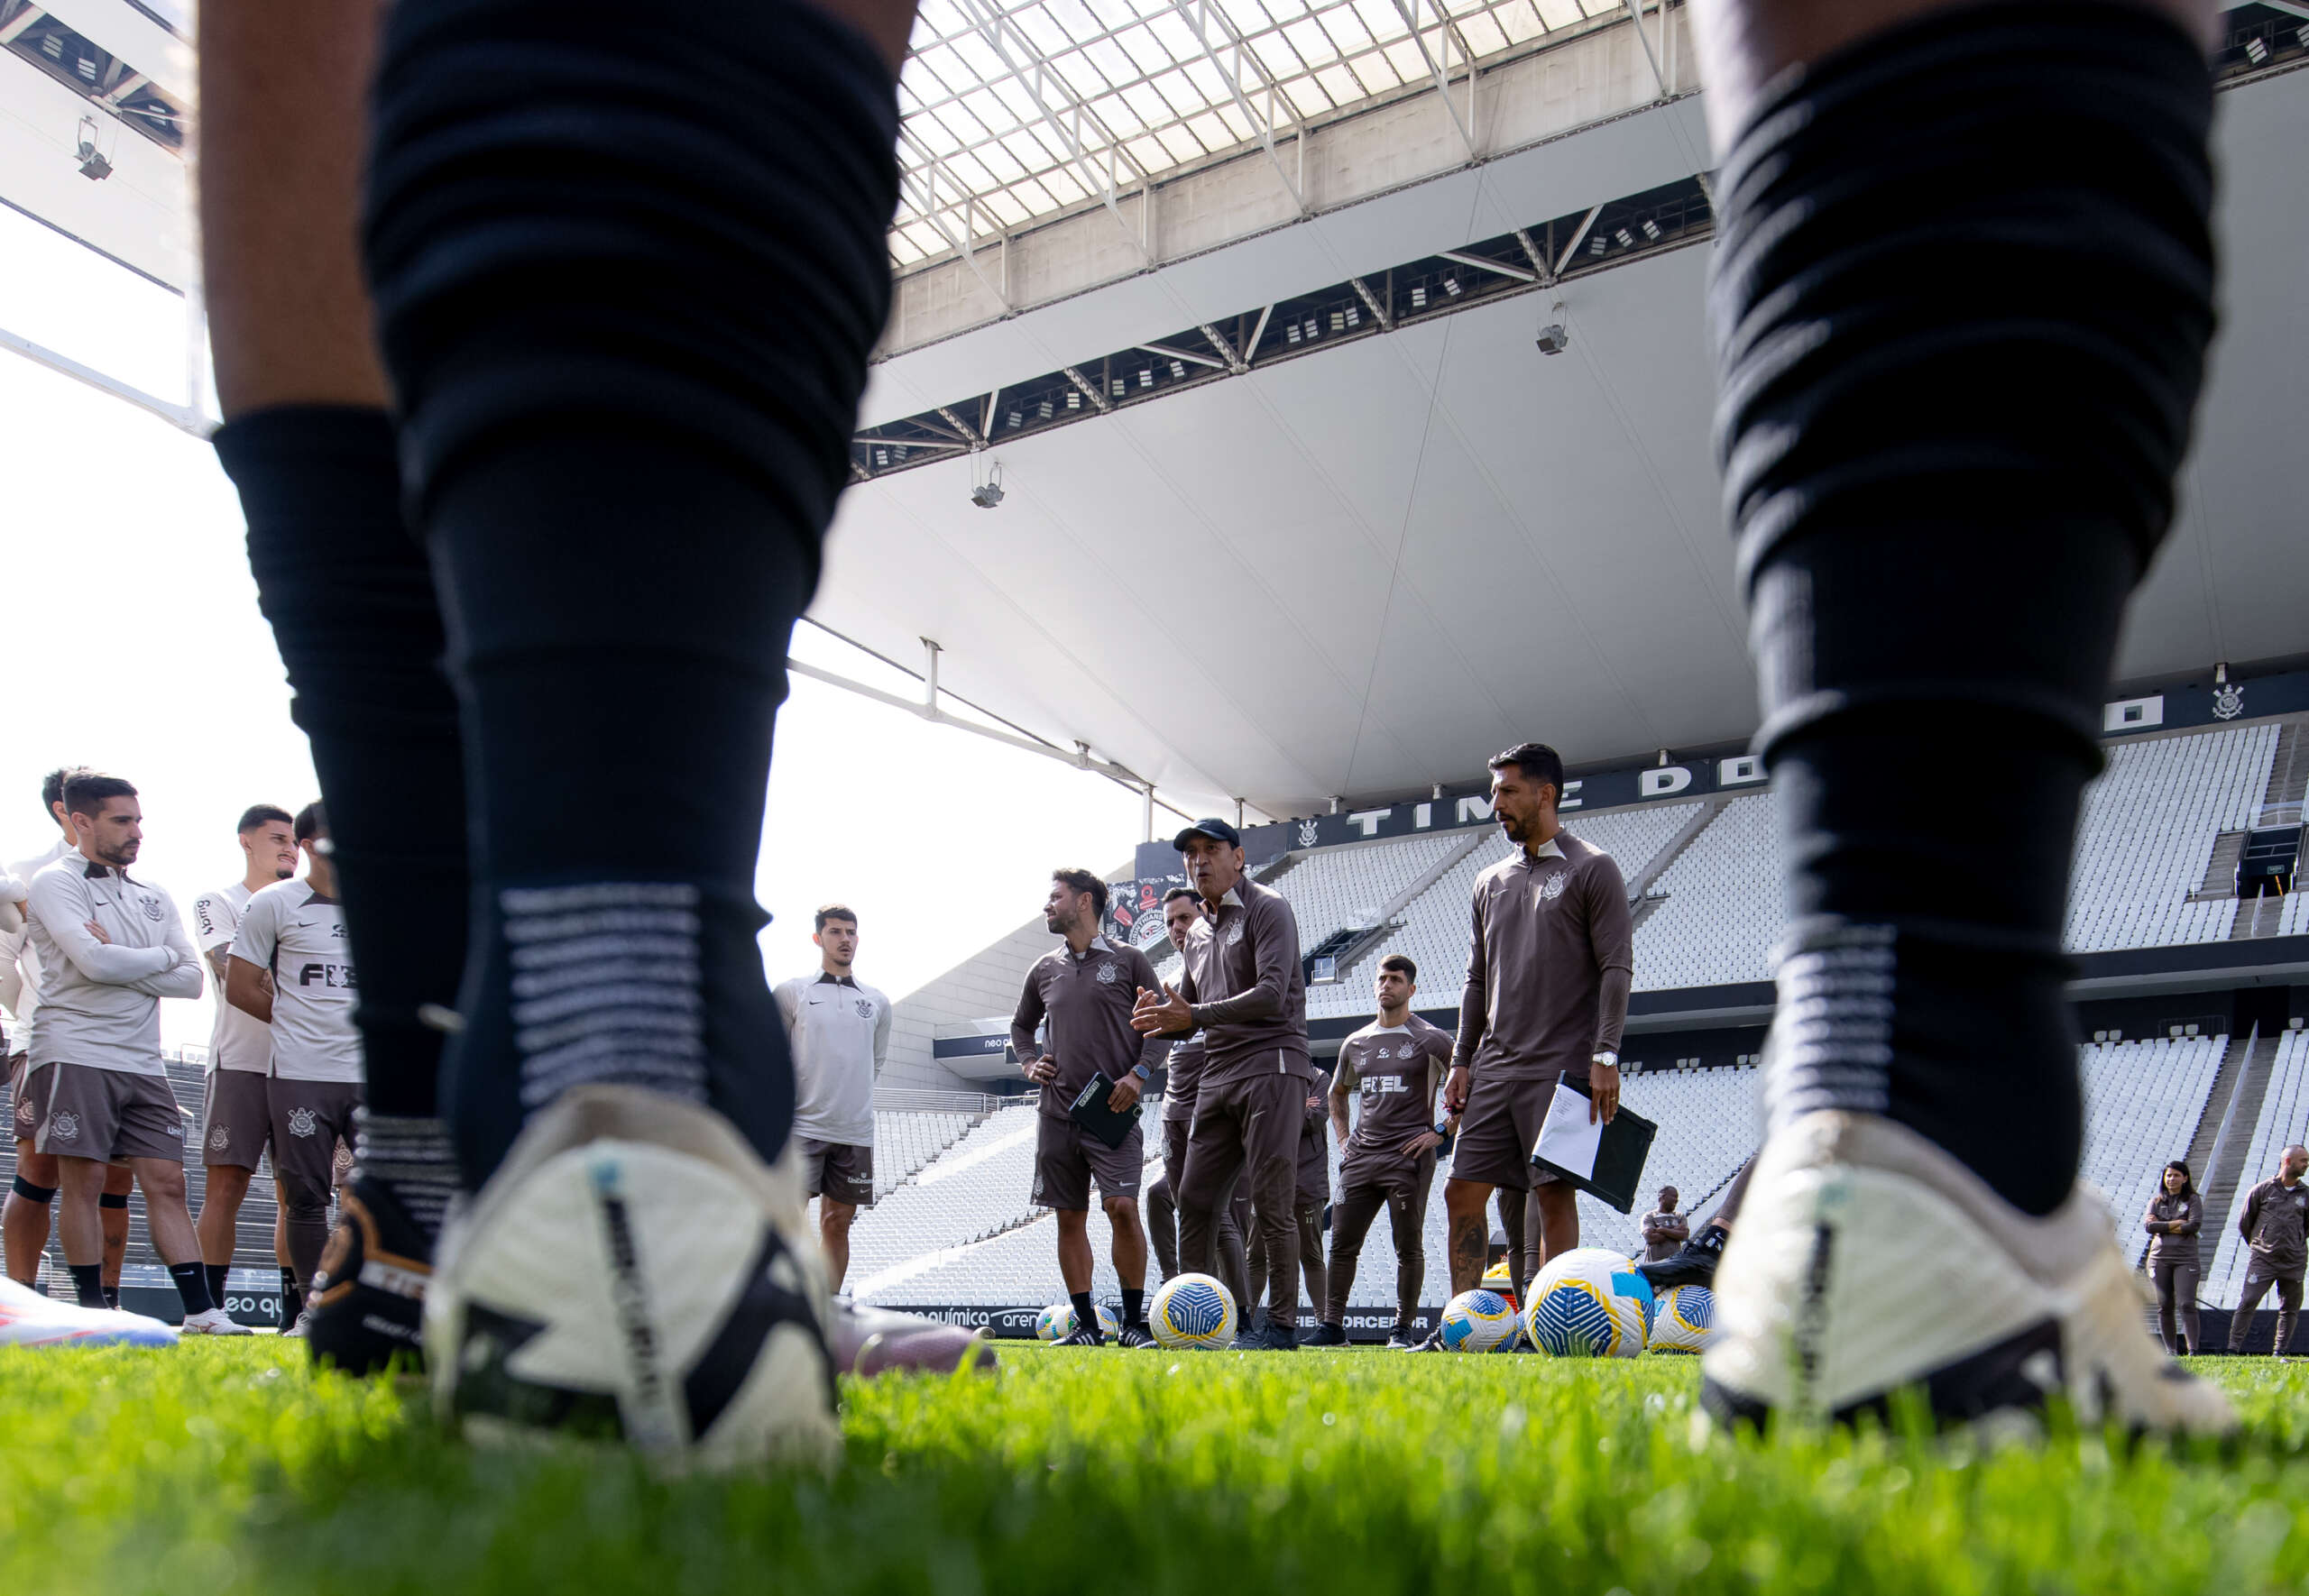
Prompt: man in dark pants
<box><xmin>1133</xmin><ymin>819</ymin><xmax>1313</xmax><ymax>1351</ymax></box>
<box><xmin>1143</xmin><ymin>887</ymin><xmax>1253</xmax><ymax>1309</ymax></box>
<box><xmin>2227</xmin><ymin>1146</ymin><xmax>2308</xmax><ymax>1355</ymax></box>
<box><xmin>1247</xmin><ymin>1066</ymin><xmax>1330</xmax><ymax>1341</ymax></box>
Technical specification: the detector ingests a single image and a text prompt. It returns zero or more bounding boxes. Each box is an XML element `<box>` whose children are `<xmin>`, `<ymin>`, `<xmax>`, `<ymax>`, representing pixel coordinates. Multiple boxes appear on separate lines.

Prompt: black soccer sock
<box><xmin>1712</xmin><ymin>5</ymin><xmax>2216</xmax><ymax>1215</ymax></box>
<box><xmin>102</xmin><ymin>1287</ymin><xmax>119</xmax><ymax>1311</ymax></box>
<box><xmin>280</xmin><ymin>1267</ymin><xmax>303</xmax><ymax>1327</ymax></box>
<box><xmin>216</xmin><ymin>407</ymin><xmax>468</xmax><ymax>1130</ymax></box>
<box><xmin>68</xmin><ymin>1263</ymin><xmax>106</xmax><ymax>1311</ymax></box>
<box><xmin>1070</xmin><ymin>1292</ymin><xmax>1097</xmax><ymax>1336</ymax></box>
<box><xmin>1121</xmin><ymin>1287</ymin><xmax>1145</xmax><ymax>1329</ymax></box>
<box><xmin>204</xmin><ymin>1262</ymin><xmax>230</xmax><ymax>1310</ymax></box>
<box><xmin>168</xmin><ymin>1261</ymin><xmax>216</xmax><ymax>1318</ymax></box>
<box><xmin>363</xmin><ymin>0</ymin><xmax>898</xmax><ymax>1185</ymax></box>
<box><xmin>353</xmin><ymin>1109</ymin><xmax>459</xmax><ymax>1242</ymax></box>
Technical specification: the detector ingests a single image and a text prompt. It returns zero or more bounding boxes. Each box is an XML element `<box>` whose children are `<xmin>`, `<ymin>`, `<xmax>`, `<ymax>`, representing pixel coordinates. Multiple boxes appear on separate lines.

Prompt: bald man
<box><xmin>2229</xmin><ymin>1145</ymin><xmax>2309</xmax><ymax>1355</ymax></box>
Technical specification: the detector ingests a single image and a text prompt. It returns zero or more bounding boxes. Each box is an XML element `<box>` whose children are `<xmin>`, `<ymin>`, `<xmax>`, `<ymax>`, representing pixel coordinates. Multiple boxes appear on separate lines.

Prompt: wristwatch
<box><xmin>1591</xmin><ymin>1050</ymin><xmax>1619</xmax><ymax>1070</ymax></box>
<box><xmin>1132</xmin><ymin>1063</ymin><xmax>1152</xmax><ymax>1082</ymax></box>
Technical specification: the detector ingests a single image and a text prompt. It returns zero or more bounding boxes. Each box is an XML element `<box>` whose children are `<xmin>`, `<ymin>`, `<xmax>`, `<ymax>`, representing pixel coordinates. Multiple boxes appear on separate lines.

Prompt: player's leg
<box><xmin>3</xmin><ymin>1165</ymin><xmax>53</xmax><ymax>1287</ymax></box>
<box><xmin>198</xmin><ymin>0</ymin><xmax>469</xmax><ymax>1371</ymax></box>
<box><xmin>98</xmin><ymin>1168</ymin><xmax>132</xmax><ymax>1305</ymax></box>
<box><xmin>274</xmin><ymin>1204</ymin><xmax>301</xmax><ymax>1330</ymax></box>
<box><xmin>1176</xmin><ymin>1093</ymin><xmax>1248</xmax><ymax>1287</ymax></box>
<box><xmin>51</xmin><ymin>1155</ymin><xmax>110</xmax><ymax>1308</ymax></box>
<box><xmin>127</xmin><ymin>1155</ymin><xmax>238</xmax><ymax>1331</ymax></box>
<box><xmin>1495</xmin><ymin>1186</ymin><xmax>1528</xmax><ymax>1301</ymax></box>
<box><xmin>2277</xmin><ymin>1279</ymin><xmax>2303</xmax><ymax>1357</ymax></box>
<box><xmin>1694</xmin><ymin>0</ymin><xmax>2230</xmax><ymax>1430</ymax></box>
<box><xmin>197</xmin><ymin>1165</ymin><xmax>251</xmax><ymax>1304</ymax></box>
<box><xmin>1441</xmin><ymin>1180</ymin><xmax>1493</xmax><ymax>1297</ymax></box>
<box><xmin>2176</xmin><ymin>1262</ymin><xmax>2202</xmax><ymax>1355</ymax></box>
<box><xmin>1530</xmin><ymin>1179</ymin><xmax>1578</xmax><ymax>1274</ymax></box>
<box><xmin>1218</xmin><ymin>1174</ymin><xmax>1254</xmax><ymax>1315</ymax></box>
<box><xmin>2228</xmin><ymin>1271</ymin><xmax>2271</xmax><ymax>1353</ymax></box>
<box><xmin>1053</xmin><ymin>1207</ymin><xmax>1098</xmax><ymax>1339</ymax></box>
<box><xmin>1292</xmin><ymin>1204</ymin><xmax>1327</xmax><ymax>1329</ymax></box>
<box><xmin>818</xmin><ymin>1197</ymin><xmax>859</xmax><ymax>1293</ymax></box>
<box><xmin>1245</xmin><ymin>1212</ymin><xmax>1269</xmax><ymax>1327</ymax></box>
<box><xmin>1238</xmin><ymin>1079</ymin><xmax>1303</xmax><ymax>1348</ymax></box>
<box><xmin>1102</xmin><ymin>1192</ymin><xmax>1153</xmax><ymax>1345</ymax></box>
<box><xmin>1390</xmin><ymin>1171</ymin><xmax>1433</xmax><ymax>1344</ymax></box>
<box><xmin>1145</xmin><ymin>1173</ymin><xmax>1179</xmax><ymax>1281</ymax></box>
<box><xmin>2149</xmin><ymin>1260</ymin><xmax>2178</xmax><ymax>1354</ymax></box>
<box><xmin>1322</xmin><ymin>1184</ymin><xmax>1384</xmax><ymax>1335</ymax></box>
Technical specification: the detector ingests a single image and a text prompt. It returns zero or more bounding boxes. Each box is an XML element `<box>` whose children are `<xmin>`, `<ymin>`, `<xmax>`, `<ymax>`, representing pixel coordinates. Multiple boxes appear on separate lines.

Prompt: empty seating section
<box><xmin>838</xmin><ymin>1105</ymin><xmax>1044</xmax><ymax>1289</ymax></box>
<box><xmin>2283</xmin><ymin>887</ymin><xmax>2308</xmax><ymax>938</ymax></box>
<box><xmin>1633</xmin><ymin>793</ymin><xmax>1782</xmax><ymax>989</ymax></box>
<box><xmin>872</xmin><ymin>1110</ymin><xmax>976</xmax><ymax>1199</ymax></box>
<box><xmin>2065</xmin><ymin>723</ymin><xmax>2277</xmax><ymax>951</ymax></box>
<box><xmin>1560</xmin><ymin>1062</ymin><xmax>1760</xmax><ymax>1264</ymax></box>
<box><xmin>1315</xmin><ymin>803</ymin><xmax>1702</xmax><ymax>1020</ymax></box>
<box><xmin>1276</xmin><ymin>831</ymin><xmax>1468</xmax><ymax>946</ymax></box>
<box><xmin>2206</xmin><ymin>1027</ymin><xmax>2309</xmax><ymax>1309</ymax></box>
<box><xmin>2074</xmin><ymin>1037</ymin><xmax>2223</xmax><ymax>1259</ymax></box>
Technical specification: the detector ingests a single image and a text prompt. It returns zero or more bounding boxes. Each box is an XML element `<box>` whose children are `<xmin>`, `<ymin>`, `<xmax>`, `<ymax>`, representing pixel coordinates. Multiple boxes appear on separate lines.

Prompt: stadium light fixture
<box><xmin>74</xmin><ymin>115</ymin><xmax>113</xmax><ymax>180</ymax></box>
<box><xmin>1412</xmin><ymin>285</ymin><xmax>1428</xmax><ymax>307</ymax></box>
<box><xmin>1614</xmin><ymin>226</ymin><xmax>1635</xmax><ymax>248</ymax></box>
<box><xmin>2245</xmin><ymin>34</ymin><xmax>2268</xmax><ymax>63</ymax></box>
<box><xmin>970</xmin><ymin>460</ymin><xmax>1005</xmax><ymax>509</ymax></box>
<box><xmin>1535</xmin><ymin>301</ymin><xmax>1569</xmax><ymax>355</ymax></box>
<box><xmin>1641</xmin><ymin>217</ymin><xmax>1661</xmax><ymax>241</ymax></box>
<box><xmin>1444</xmin><ymin>275</ymin><xmax>1461</xmax><ymax>297</ymax></box>
<box><xmin>1589</xmin><ymin>233</ymin><xmax>1607</xmax><ymax>256</ymax></box>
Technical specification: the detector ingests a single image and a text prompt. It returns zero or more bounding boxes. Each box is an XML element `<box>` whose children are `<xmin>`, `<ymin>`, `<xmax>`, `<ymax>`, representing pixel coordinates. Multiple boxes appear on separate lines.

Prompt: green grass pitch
<box><xmin>6</xmin><ymin>1341</ymin><xmax>2309</xmax><ymax>1595</ymax></box>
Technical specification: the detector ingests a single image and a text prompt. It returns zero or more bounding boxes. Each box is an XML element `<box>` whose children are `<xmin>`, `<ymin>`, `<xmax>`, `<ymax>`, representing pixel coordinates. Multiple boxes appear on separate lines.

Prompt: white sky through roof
<box><xmin>890</xmin><ymin>0</ymin><xmax>1627</xmax><ymax>265</ymax></box>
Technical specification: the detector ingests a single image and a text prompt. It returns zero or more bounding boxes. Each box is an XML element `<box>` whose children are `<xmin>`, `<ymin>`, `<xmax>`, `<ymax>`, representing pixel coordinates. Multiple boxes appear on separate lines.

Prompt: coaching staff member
<box><xmin>1134</xmin><ymin>817</ymin><xmax>1312</xmax><ymax>1351</ymax></box>
<box><xmin>1443</xmin><ymin>742</ymin><xmax>1633</xmax><ymax>1296</ymax></box>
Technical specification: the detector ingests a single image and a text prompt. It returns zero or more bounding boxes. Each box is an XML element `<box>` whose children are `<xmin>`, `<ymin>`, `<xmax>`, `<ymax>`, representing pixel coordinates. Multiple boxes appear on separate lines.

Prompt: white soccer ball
<box><xmin>1035</xmin><ymin>1303</ymin><xmax>1071</xmax><ymax>1342</ymax></box>
<box><xmin>1523</xmin><ymin>1247</ymin><xmax>1653</xmax><ymax>1358</ymax></box>
<box><xmin>1149</xmin><ymin>1272</ymin><xmax>1237</xmax><ymax>1348</ymax></box>
<box><xmin>428</xmin><ymin>1091</ymin><xmax>838</xmax><ymax>1470</ymax></box>
<box><xmin>1648</xmin><ymin>1283</ymin><xmax>1716</xmax><ymax>1353</ymax></box>
<box><xmin>1438</xmin><ymin>1288</ymin><xmax>1518</xmax><ymax>1352</ymax></box>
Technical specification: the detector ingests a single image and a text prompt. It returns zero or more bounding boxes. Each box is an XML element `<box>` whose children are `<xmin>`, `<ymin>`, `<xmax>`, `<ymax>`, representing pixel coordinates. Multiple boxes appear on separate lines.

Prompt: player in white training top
<box><xmin>192</xmin><ymin>804</ymin><xmax>302</xmax><ymax>1329</ymax></box>
<box><xmin>774</xmin><ymin>903</ymin><xmax>890</xmax><ymax>1293</ymax></box>
<box><xmin>5</xmin><ymin>766</ymin><xmax>136</xmax><ymax>1299</ymax></box>
<box><xmin>227</xmin><ymin>803</ymin><xmax>363</xmax><ymax>1335</ymax></box>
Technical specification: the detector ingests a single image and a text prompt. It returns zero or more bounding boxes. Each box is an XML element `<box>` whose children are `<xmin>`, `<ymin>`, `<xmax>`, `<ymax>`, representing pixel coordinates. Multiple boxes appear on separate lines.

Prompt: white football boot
<box><xmin>1701</xmin><ymin>1112</ymin><xmax>2235</xmax><ymax>1435</ymax></box>
<box><xmin>427</xmin><ymin>1085</ymin><xmax>838</xmax><ymax>1470</ymax></box>
<box><xmin>0</xmin><ymin>1275</ymin><xmax>178</xmax><ymax>1347</ymax></box>
<box><xmin>179</xmin><ymin>1306</ymin><xmax>255</xmax><ymax>1335</ymax></box>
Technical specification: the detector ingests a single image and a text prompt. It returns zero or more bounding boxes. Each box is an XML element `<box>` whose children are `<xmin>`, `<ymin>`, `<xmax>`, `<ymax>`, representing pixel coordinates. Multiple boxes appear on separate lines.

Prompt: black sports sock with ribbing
<box><xmin>1122</xmin><ymin>1287</ymin><xmax>1145</xmax><ymax>1329</ymax></box>
<box><xmin>168</xmin><ymin>1261</ymin><xmax>216</xmax><ymax>1318</ymax></box>
<box><xmin>216</xmin><ymin>408</ymin><xmax>465</xmax><ymax>1234</ymax></box>
<box><xmin>1070</xmin><ymin>1292</ymin><xmax>1098</xmax><ymax>1337</ymax></box>
<box><xmin>68</xmin><ymin>1264</ymin><xmax>104</xmax><ymax>1310</ymax></box>
<box><xmin>203</xmin><ymin>1263</ymin><xmax>228</xmax><ymax>1310</ymax></box>
<box><xmin>1711</xmin><ymin>5</ymin><xmax>2215</xmax><ymax>1216</ymax></box>
<box><xmin>280</xmin><ymin>1268</ymin><xmax>302</xmax><ymax>1329</ymax></box>
<box><xmin>102</xmin><ymin>1287</ymin><xmax>119</xmax><ymax>1312</ymax></box>
<box><xmin>363</xmin><ymin>0</ymin><xmax>898</xmax><ymax>1184</ymax></box>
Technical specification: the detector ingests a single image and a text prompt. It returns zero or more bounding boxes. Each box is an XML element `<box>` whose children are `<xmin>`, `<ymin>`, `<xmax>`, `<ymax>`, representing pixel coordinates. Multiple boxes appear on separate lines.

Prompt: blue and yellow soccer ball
<box><xmin>1523</xmin><ymin>1247</ymin><xmax>1653</xmax><ymax>1358</ymax></box>
<box><xmin>1035</xmin><ymin>1303</ymin><xmax>1071</xmax><ymax>1341</ymax></box>
<box><xmin>1648</xmin><ymin>1283</ymin><xmax>1716</xmax><ymax>1353</ymax></box>
<box><xmin>1439</xmin><ymin>1288</ymin><xmax>1519</xmax><ymax>1352</ymax></box>
<box><xmin>1149</xmin><ymin>1272</ymin><xmax>1237</xmax><ymax>1348</ymax></box>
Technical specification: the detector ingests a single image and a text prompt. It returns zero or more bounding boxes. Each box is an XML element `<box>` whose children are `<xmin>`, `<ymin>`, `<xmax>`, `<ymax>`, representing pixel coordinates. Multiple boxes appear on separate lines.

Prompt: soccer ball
<box><xmin>1523</xmin><ymin>1247</ymin><xmax>1653</xmax><ymax>1358</ymax></box>
<box><xmin>1438</xmin><ymin>1288</ymin><xmax>1519</xmax><ymax>1352</ymax></box>
<box><xmin>428</xmin><ymin>1087</ymin><xmax>838</xmax><ymax>1469</ymax></box>
<box><xmin>1037</xmin><ymin>1302</ymin><xmax>1123</xmax><ymax>1340</ymax></box>
<box><xmin>1149</xmin><ymin>1272</ymin><xmax>1237</xmax><ymax>1348</ymax></box>
<box><xmin>1648</xmin><ymin>1284</ymin><xmax>1716</xmax><ymax>1353</ymax></box>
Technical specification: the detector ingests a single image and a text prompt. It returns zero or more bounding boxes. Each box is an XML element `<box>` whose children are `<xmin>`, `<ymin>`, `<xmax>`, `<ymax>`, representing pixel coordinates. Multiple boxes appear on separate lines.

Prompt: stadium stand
<box><xmin>837</xmin><ymin>1105</ymin><xmax>1045</xmax><ymax>1289</ymax></box>
<box><xmin>2205</xmin><ymin>1025</ymin><xmax>2309</xmax><ymax>1310</ymax></box>
<box><xmin>1631</xmin><ymin>793</ymin><xmax>1780</xmax><ymax>990</ymax></box>
<box><xmin>2065</xmin><ymin>722</ymin><xmax>2278</xmax><ymax>951</ymax></box>
<box><xmin>872</xmin><ymin>1109</ymin><xmax>979</xmax><ymax>1200</ymax></box>
<box><xmin>2074</xmin><ymin>1036</ymin><xmax>2225</xmax><ymax>1264</ymax></box>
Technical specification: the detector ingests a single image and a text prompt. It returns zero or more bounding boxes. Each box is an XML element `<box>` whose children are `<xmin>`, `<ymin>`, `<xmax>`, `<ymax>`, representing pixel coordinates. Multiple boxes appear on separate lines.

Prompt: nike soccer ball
<box><xmin>1523</xmin><ymin>1247</ymin><xmax>1653</xmax><ymax>1358</ymax></box>
<box><xmin>1439</xmin><ymin>1289</ymin><xmax>1518</xmax><ymax>1352</ymax></box>
<box><xmin>1149</xmin><ymin>1272</ymin><xmax>1237</xmax><ymax>1348</ymax></box>
<box><xmin>1648</xmin><ymin>1284</ymin><xmax>1716</xmax><ymax>1353</ymax></box>
<box><xmin>428</xmin><ymin>1087</ymin><xmax>838</xmax><ymax>1469</ymax></box>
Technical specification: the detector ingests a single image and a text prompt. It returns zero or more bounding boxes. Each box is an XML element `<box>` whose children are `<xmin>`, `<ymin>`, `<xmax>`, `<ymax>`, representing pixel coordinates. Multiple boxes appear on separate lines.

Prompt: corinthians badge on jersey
<box><xmin>1096</xmin><ymin>962</ymin><xmax>1119</xmax><ymax>985</ymax></box>
<box><xmin>288</xmin><ymin>1106</ymin><xmax>318</xmax><ymax>1138</ymax></box>
<box><xmin>1541</xmin><ymin>872</ymin><xmax>1568</xmax><ymax>901</ymax></box>
<box><xmin>855</xmin><ymin>998</ymin><xmax>874</xmax><ymax>1019</ymax></box>
<box><xmin>143</xmin><ymin>895</ymin><xmax>164</xmax><ymax>921</ymax></box>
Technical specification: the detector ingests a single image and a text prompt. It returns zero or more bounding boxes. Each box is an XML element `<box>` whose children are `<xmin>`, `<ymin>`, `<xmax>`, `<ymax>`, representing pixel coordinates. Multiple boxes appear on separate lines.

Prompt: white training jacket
<box><xmin>25</xmin><ymin>855</ymin><xmax>203</xmax><ymax>1076</ymax></box>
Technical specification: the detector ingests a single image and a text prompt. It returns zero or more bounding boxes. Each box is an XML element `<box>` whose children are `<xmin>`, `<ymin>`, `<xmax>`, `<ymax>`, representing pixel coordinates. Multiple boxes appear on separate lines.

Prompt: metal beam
<box><xmin>1199</xmin><ymin>322</ymin><xmax>1243</xmax><ymax>373</ymax></box>
<box><xmin>895</xmin><ymin>144</ymin><xmax>1013</xmax><ymax>311</ymax></box>
<box><xmin>0</xmin><ymin>5</ymin><xmax>43</xmax><ymax>45</ymax></box>
<box><xmin>1241</xmin><ymin>305</ymin><xmax>1274</xmax><ymax>368</ymax></box>
<box><xmin>1624</xmin><ymin>0</ymin><xmax>1670</xmax><ymax>99</ymax></box>
<box><xmin>1439</xmin><ymin>247</ymin><xmax>1534</xmax><ymax>284</ymax></box>
<box><xmin>0</xmin><ymin>323</ymin><xmax>206</xmax><ymax>436</ymax></box>
<box><xmin>1390</xmin><ymin>0</ymin><xmax>1477</xmax><ymax>160</ymax></box>
<box><xmin>1138</xmin><ymin>340</ymin><xmax>1226</xmax><ymax>371</ymax></box>
<box><xmin>1166</xmin><ymin>0</ymin><xmax>1312</xmax><ymax>215</ymax></box>
<box><xmin>1350</xmin><ymin>277</ymin><xmax>1392</xmax><ymax>331</ymax></box>
<box><xmin>1063</xmin><ymin>366</ymin><xmax>1110</xmax><ymax>413</ymax></box>
<box><xmin>1554</xmin><ymin>203</ymin><xmax>1605</xmax><ymax>276</ymax></box>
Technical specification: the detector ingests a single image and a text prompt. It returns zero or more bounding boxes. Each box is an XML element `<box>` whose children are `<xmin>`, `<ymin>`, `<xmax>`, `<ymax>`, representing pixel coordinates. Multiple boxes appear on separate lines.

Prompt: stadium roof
<box><xmin>890</xmin><ymin>0</ymin><xmax>1631</xmax><ymax>266</ymax></box>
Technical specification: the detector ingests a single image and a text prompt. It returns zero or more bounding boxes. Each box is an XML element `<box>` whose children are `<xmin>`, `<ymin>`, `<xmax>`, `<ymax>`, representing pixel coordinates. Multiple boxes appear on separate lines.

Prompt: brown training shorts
<box><xmin>33</xmin><ymin>1062</ymin><xmax>189</xmax><ymax>1162</ymax></box>
<box><xmin>267</xmin><ymin>1077</ymin><xmax>362</xmax><ymax>1191</ymax></box>
<box><xmin>1448</xmin><ymin>1070</ymin><xmax>1565</xmax><ymax>1192</ymax></box>
<box><xmin>9</xmin><ymin>1053</ymin><xmax>45</xmax><ymax>1145</ymax></box>
<box><xmin>799</xmin><ymin>1137</ymin><xmax>876</xmax><ymax>1207</ymax></box>
<box><xmin>1033</xmin><ymin>1112</ymin><xmax>1144</xmax><ymax>1211</ymax></box>
<box><xmin>201</xmin><ymin>1069</ymin><xmax>273</xmax><ymax>1170</ymax></box>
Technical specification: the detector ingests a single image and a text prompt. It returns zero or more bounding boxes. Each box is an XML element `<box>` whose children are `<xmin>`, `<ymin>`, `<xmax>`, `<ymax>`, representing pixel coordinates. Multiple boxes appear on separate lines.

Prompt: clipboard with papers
<box><xmin>1068</xmin><ymin>1072</ymin><xmax>1139</xmax><ymax>1151</ymax></box>
<box><xmin>1529</xmin><ymin>1072</ymin><xmax>1656</xmax><ymax>1215</ymax></box>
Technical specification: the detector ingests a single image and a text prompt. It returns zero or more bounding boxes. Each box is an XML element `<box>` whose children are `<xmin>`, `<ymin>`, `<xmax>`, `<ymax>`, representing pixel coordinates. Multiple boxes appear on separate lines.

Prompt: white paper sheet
<box><xmin>1532</xmin><ymin>1079</ymin><xmax>1603</xmax><ymax>1179</ymax></box>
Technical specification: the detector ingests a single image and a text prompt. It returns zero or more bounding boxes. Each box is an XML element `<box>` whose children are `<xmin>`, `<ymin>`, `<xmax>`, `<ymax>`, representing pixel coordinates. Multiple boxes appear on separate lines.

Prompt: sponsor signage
<box><xmin>884</xmin><ymin>1303</ymin><xmax>1451</xmax><ymax>1342</ymax></box>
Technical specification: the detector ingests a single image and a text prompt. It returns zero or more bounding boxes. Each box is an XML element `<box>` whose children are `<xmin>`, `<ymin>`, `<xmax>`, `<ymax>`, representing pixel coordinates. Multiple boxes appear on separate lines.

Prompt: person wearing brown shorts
<box><xmin>1014</xmin><ymin>868</ymin><xmax>1164</xmax><ymax>1347</ymax></box>
<box><xmin>228</xmin><ymin>803</ymin><xmax>363</xmax><ymax>1335</ymax></box>
<box><xmin>1442</xmin><ymin>745</ymin><xmax>1633</xmax><ymax>1296</ymax></box>
<box><xmin>1313</xmin><ymin>955</ymin><xmax>1455</xmax><ymax>1347</ymax></box>
<box><xmin>776</xmin><ymin>903</ymin><xmax>893</xmax><ymax>1293</ymax></box>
